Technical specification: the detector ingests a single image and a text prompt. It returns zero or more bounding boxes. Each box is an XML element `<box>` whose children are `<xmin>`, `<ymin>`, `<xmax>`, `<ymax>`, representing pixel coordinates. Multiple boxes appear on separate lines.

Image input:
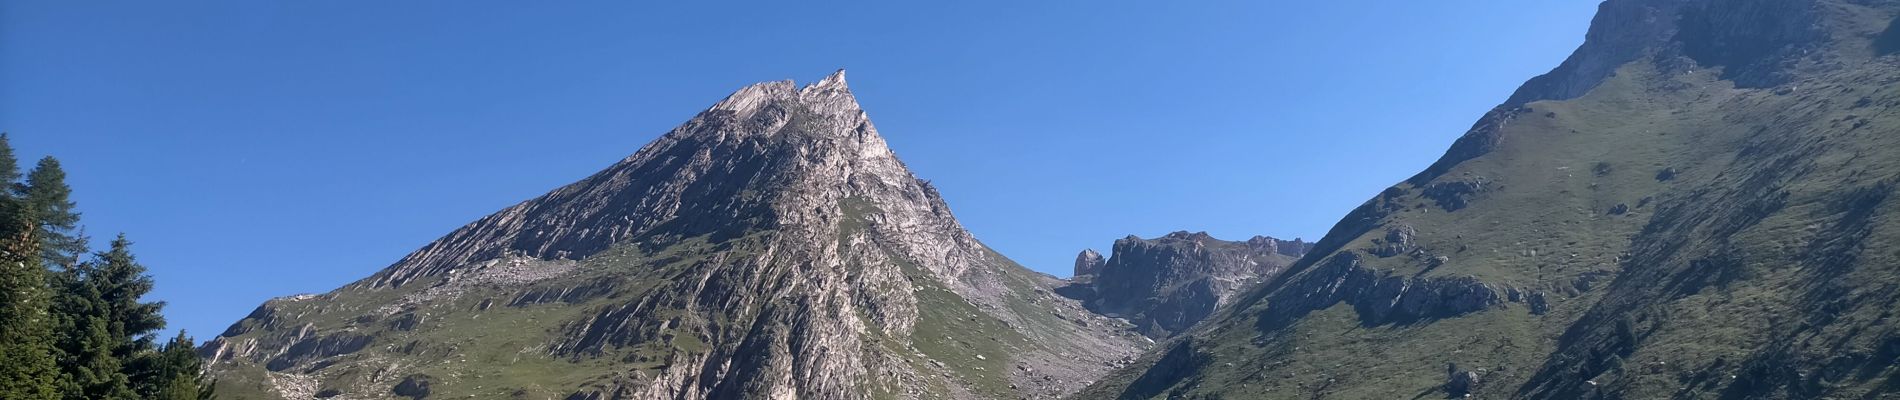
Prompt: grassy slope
<box><xmin>843</xmin><ymin>195</ymin><xmax>1115</xmax><ymax>399</ymax></box>
<box><xmin>214</xmin><ymin>195</ymin><xmax>1107</xmax><ymax>400</ymax></box>
<box><xmin>1078</xmin><ymin>24</ymin><xmax>1900</xmax><ymax>398</ymax></box>
<box><xmin>1071</xmin><ymin>62</ymin><xmax>1704</xmax><ymax>399</ymax></box>
<box><xmin>209</xmin><ymin>237</ymin><xmax>740</xmax><ymax>399</ymax></box>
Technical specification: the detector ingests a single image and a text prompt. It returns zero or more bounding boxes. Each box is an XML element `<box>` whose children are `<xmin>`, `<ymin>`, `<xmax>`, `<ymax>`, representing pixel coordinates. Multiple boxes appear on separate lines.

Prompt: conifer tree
<box><xmin>50</xmin><ymin>271</ymin><xmax>137</xmax><ymax>400</ymax></box>
<box><xmin>21</xmin><ymin>156</ymin><xmax>87</xmax><ymax>269</ymax></box>
<box><xmin>0</xmin><ymin>134</ymin><xmax>22</xmax><ymax>186</ymax></box>
<box><xmin>51</xmin><ymin>235</ymin><xmax>169</xmax><ymax>400</ymax></box>
<box><xmin>0</xmin><ymin>133</ymin><xmax>60</xmax><ymax>400</ymax></box>
<box><xmin>92</xmin><ymin>235</ymin><xmax>165</xmax><ymax>359</ymax></box>
<box><xmin>91</xmin><ymin>235</ymin><xmax>181</xmax><ymax>398</ymax></box>
<box><xmin>2</xmin><ymin>136</ymin><xmax>211</xmax><ymax>399</ymax></box>
<box><xmin>135</xmin><ymin>331</ymin><xmax>215</xmax><ymax>400</ymax></box>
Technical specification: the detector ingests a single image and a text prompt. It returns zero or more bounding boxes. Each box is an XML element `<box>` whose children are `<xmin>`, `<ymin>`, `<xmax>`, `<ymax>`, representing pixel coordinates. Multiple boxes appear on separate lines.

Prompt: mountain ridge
<box><xmin>1058</xmin><ymin>231</ymin><xmax>1308</xmax><ymax>339</ymax></box>
<box><xmin>1077</xmin><ymin>0</ymin><xmax>1900</xmax><ymax>398</ymax></box>
<box><xmin>201</xmin><ymin>70</ymin><xmax>1149</xmax><ymax>400</ymax></box>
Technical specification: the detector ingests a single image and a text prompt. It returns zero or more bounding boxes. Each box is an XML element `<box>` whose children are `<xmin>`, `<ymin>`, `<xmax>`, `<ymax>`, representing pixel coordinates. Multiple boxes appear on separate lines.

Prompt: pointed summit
<box><xmin>803</xmin><ymin>68</ymin><xmax>849</xmax><ymax>92</ymax></box>
<box><xmin>205</xmin><ymin>72</ymin><xmax>1145</xmax><ymax>400</ymax></box>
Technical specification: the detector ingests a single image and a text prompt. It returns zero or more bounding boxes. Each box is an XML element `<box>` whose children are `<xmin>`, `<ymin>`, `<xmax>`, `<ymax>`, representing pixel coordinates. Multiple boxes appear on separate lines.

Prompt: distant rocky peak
<box><xmin>1246</xmin><ymin>235</ymin><xmax>1311</xmax><ymax>258</ymax></box>
<box><xmin>1075</xmin><ymin>248</ymin><xmax>1106</xmax><ymax>277</ymax></box>
<box><xmin>1062</xmin><ymin>230</ymin><xmax>1308</xmax><ymax>337</ymax></box>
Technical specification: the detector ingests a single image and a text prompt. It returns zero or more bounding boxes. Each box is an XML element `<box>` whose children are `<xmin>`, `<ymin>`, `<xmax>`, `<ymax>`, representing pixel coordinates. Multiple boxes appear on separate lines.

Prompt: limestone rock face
<box><xmin>1061</xmin><ymin>231</ymin><xmax>1307</xmax><ymax>338</ymax></box>
<box><xmin>202</xmin><ymin>70</ymin><xmax>1146</xmax><ymax>400</ymax></box>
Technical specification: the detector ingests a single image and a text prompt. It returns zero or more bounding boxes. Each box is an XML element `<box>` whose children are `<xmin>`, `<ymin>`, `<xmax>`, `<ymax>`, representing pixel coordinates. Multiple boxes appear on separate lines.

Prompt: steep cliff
<box><xmin>1058</xmin><ymin>232</ymin><xmax>1307</xmax><ymax>338</ymax></box>
<box><xmin>1079</xmin><ymin>1</ymin><xmax>1900</xmax><ymax>398</ymax></box>
<box><xmin>201</xmin><ymin>71</ymin><xmax>1147</xmax><ymax>400</ymax></box>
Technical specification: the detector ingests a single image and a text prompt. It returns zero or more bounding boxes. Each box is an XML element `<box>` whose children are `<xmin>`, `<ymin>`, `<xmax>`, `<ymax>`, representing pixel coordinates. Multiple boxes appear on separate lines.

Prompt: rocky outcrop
<box><xmin>1504</xmin><ymin>0</ymin><xmax>1821</xmax><ymax>105</ymax></box>
<box><xmin>1673</xmin><ymin>0</ymin><xmax>1822</xmax><ymax>87</ymax></box>
<box><xmin>1073</xmin><ymin>249</ymin><xmax>1105</xmax><ymax>277</ymax></box>
<box><xmin>1420</xmin><ymin>176</ymin><xmax>1491</xmax><ymax>212</ymax></box>
<box><xmin>1254</xmin><ymin>252</ymin><xmax>1539</xmax><ymax>327</ymax></box>
<box><xmin>1446</xmin><ymin>363</ymin><xmax>1480</xmax><ymax>396</ymax></box>
<box><xmin>203</xmin><ymin>71</ymin><xmax>1146</xmax><ymax>400</ymax></box>
<box><xmin>263</xmin><ymin>332</ymin><xmax>373</xmax><ymax>372</ymax></box>
<box><xmin>1504</xmin><ymin>0</ymin><xmax>1690</xmax><ymax>107</ymax></box>
<box><xmin>1061</xmin><ymin>231</ymin><xmax>1307</xmax><ymax>338</ymax></box>
<box><xmin>1368</xmin><ymin>225</ymin><xmax>1417</xmax><ymax>257</ymax></box>
<box><xmin>392</xmin><ymin>375</ymin><xmax>432</xmax><ymax>399</ymax></box>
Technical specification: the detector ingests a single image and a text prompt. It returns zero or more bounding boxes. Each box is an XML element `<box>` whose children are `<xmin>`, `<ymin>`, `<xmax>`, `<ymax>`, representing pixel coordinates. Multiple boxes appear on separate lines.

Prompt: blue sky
<box><xmin>1</xmin><ymin>1</ymin><xmax>1600</xmax><ymax>340</ymax></box>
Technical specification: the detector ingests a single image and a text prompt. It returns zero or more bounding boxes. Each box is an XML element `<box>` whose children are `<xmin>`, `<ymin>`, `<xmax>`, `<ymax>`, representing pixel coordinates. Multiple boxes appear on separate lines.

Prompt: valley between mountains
<box><xmin>203</xmin><ymin>0</ymin><xmax>1900</xmax><ymax>399</ymax></box>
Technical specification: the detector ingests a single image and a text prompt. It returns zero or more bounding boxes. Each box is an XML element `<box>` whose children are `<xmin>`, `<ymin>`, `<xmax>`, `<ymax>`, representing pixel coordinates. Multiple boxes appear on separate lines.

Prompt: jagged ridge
<box><xmin>1057</xmin><ymin>231</ymin><xmax>1308</xmax><ymax>339</ymax></box>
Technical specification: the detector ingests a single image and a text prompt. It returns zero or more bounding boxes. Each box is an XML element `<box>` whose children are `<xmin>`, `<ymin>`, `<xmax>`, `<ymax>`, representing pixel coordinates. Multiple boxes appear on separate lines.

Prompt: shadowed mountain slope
<box><xmin>1078</xmin><ymin>1</ymin><xmax>1900</xmax><ymax>398</ymax></box>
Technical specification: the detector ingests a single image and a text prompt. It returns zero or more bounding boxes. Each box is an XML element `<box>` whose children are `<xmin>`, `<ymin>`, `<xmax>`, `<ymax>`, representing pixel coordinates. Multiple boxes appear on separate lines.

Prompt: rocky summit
<box><xmin>1058</xmin><ymin>232</ymin><xmax>1307</xmax><ymax>338</ymax></box>
<box><xmin>200</xmin><ymin>70</ymin><xmax>1147</xmax><ymax>400</ymax></box>
<box><xmin>1079</xmin><ymin>0</ymin><xmax>1900</xmax><ymax>399</ymax></box>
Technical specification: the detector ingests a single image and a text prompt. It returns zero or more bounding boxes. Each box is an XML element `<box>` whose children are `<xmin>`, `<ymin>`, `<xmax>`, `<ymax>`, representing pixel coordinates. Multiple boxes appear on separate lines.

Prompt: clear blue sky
<box><xmin>1</xmin><ymin>1</ymin><xmax>1600</xmax><ymax>341</ymax></box>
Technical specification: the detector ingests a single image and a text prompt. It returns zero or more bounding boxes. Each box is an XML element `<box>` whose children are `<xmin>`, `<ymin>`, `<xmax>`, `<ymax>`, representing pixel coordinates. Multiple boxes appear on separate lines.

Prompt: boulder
<box><xmin>393</xmin><ymin>374</ymin><xmax>433</xmax><ymax>399</ymax></box>
<box><xmin>1446</xmin><ymin>363</ymin><xmax>1480</xmax><ymax>395</ymax></box>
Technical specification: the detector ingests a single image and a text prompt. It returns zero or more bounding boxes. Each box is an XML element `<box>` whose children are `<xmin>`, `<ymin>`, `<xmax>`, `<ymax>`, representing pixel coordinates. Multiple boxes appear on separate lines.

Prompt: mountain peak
<box><xmin>204</xmin><ymin>72</ymin><xmax>1148</xmax><ymax>400</ymax></box>
<box><xmin>802</xmin><ymin>68</ymin><xmax>849</xmax><ymax>92</ymax></box>
<box><xmin>1060</xmin><ymin>231</ymin><xmax>1306</xmax><ymax>338</ymax></box>
<box><xmin>367</xmin><ymin>70</ymin><xmax>899</xmax><ymax>289</ymax></box>
<box><xmin>708</xmin><ymin>69</ymin><xmax>851</xmax><ymax>107</ymax></box>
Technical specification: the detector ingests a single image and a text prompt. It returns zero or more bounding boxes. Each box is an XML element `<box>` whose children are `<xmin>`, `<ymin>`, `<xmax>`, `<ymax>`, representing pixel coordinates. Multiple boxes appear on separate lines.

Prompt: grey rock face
<box><xmin>1073</xmin><ymin>249</ymin><xmax>1105</xmax><ymax>277</ymax></box>
<box><xmin>1445</xmin><ymin>364</ymin><xmax>1479</xmax><ymax>396</ymax></box>
<box><xmin>1062</xmin><ymin>231</ymin><xmax>1307</xmax><ymax>338</ymax></box>
<box><xmin>1501</xmin><ymin>0</ymin><xmax>1822</xmax><ymax>105</ymax></box>
<box><xmin>392</xmin><ymin>375</ymin><xmax>432</xmax><ymax>399</ymax></box>
<box><xmin>1369</xmin><ymin>225</ymin><xmax>1417</xmax><ymax>257</ymax></box>
<box><xmin>1255</xmin><ymin>236</ymin><xmax>1313</xmax><ymax>259</ymax></box>
<box><xmin>203</xmin><ymin>70</ymin><xmax>1146</xmax><ymax>400</ymax></box>
<box><xmin>1253</xmin><ymin>252</ymin><xmax>1522</xmax><ymax>327</ymax></box>
<box><xmin>1420</xmin><ymin>177</ymin><xmax>1490</xmax><ymax>212</ymax></box>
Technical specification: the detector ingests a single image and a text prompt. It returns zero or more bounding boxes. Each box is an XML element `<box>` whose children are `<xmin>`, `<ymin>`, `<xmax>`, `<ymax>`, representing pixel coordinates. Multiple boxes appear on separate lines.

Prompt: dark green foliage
<box><xmin>92</xmin><ymin>235</ymin><xmax>167</xmax><ymax>359</ymax></box>
<box><xmin>0</xmin><ymin>134</ymin><xmax>23</xmax><ymax>187</ymax></box>
<box><xmin>21</xmin><ymin>157</ymin><xmax>87</xmax><ymax>269</ymax></box>
<box><xmin>0</xmin><ymin>133</ymin><xmax>61</xmax><ymax>399</ymax></box>
<box><xmin>52</xmin><ymin>283</ymin><xmax>137</xmax><ymax>400</ymax></box>
<box><xmin>135</xmin><ymin>332</ymin><xmax>215</xmax><ymax>400</ymax></box>
<box><xmin>53</xmin><ymin>235</ymin><xmax>172</xmax><ymax>400</ymax></box>
<box><xmin>0</xmin><ymin>136</ymin><xmax>211</xmax><ymax>399</ymax></box>
<box><xmin>0</xmin><ymin>250</ymin><xmax>61</xmax><ymax>400</ymax></box>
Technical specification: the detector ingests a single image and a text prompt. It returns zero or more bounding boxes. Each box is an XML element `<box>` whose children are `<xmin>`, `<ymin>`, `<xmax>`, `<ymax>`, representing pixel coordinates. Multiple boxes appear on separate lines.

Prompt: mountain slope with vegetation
<box><xmin>201</xmin><ymin>71</ymin><xmax>1148</xmax><ymax>400</ymax></box>
<box><xmin>1078</xmin><ymin>0</ymin><xmax>1900</xmax><ymax>398</ymax></box>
